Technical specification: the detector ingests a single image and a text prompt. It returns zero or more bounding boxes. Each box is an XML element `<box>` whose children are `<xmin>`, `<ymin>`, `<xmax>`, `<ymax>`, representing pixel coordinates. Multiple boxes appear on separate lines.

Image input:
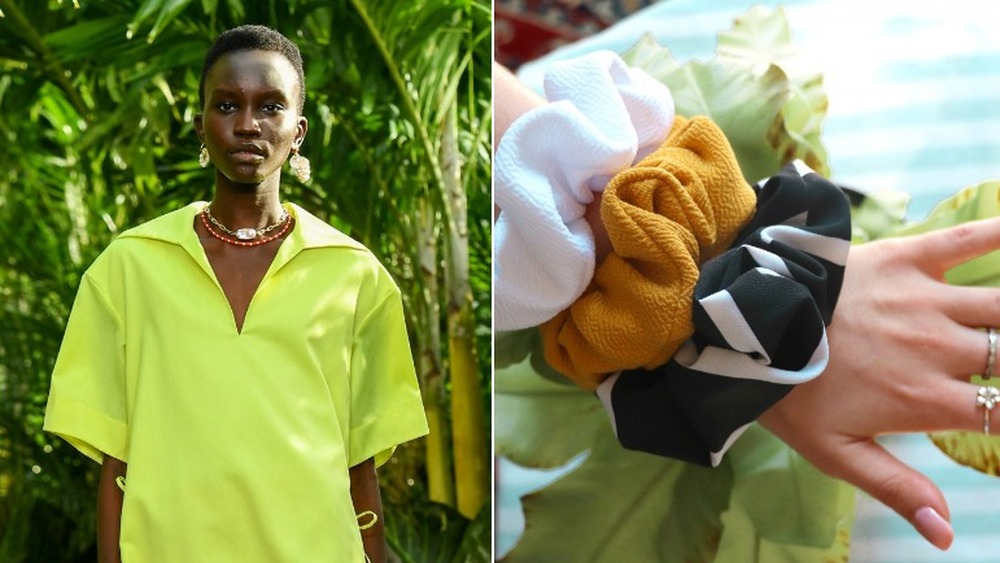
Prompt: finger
<box><xmin>932</xmin><ymin>322</ymin><xmax>997</xmax><ymax>380</ymax></box>
<box><xmin>945</xmin><ymin>379</ymin><xmax>1000</xmax><ymax>435</ymax></box>
<box><xmin>942</xmin><ymin>285</ymin><xmax>1000</xmax><ymax>330</ymax></box>
<box><xmin>907</xmin><ymin>217</ymin><xmax>1000</xmax><ymax>273</ymax></box>
<box><xmin>853</xmin><ymin>378</ymin><xmax>991</xmax><ymax>435</ymax></box>
<box><xmin>823</xmin><ymin>440</ymin><xmax>953</xmax><ymax>550</ymax></box>
<box><xmin>906</xmin><ymin>322</ymin><xmax>993</xmax><ymax>379</ymax></box>
<box><xmin>902</xmin><ymin>379</ymin><xmax>999</xmax><ymax>433</ymax></box>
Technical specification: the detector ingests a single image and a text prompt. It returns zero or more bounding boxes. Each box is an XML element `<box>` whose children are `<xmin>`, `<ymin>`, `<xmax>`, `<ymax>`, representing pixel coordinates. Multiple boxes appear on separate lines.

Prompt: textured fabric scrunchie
<box><xmin>598</xmin><ymin>161</ymin><xmax>852</xmax><ymax>467</ymax></box>
<box><xmin>539</xmin><ymin>115</ymin><xmax>758</xmax><ymax>389</ymax></box>
<box><xmin>494</xmin><ymin>51</ymin><xmax>676</xmax><ymax>331</ymax></box>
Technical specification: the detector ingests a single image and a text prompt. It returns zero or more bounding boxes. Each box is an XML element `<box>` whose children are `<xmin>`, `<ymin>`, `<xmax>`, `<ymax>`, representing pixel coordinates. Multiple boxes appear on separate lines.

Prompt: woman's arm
<box><xmin>493</xmin><ymin>61</ymin><xmax>547</xmax><ymax>223</ymax></box>
<box><xmin>493</xmin><ymin>61</ymin><xmax>545</xmax><ymax>151</ymax></box>
<box><xmin>97</xmin><ymin>455</ymin><xmax>126</xmax><ymax>563</ymax></box>
<box><xmin>349</xmin><ymin>457</ymin><xmax>386</xmax><ymax>563</ymax></box>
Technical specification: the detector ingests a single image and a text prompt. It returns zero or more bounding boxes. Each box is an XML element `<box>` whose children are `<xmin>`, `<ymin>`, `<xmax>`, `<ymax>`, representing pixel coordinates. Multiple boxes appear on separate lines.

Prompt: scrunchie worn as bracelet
<box><xmin>600</xmin><ymin>161</ymin><xmax>852</xmax><ymax>466</ymax></box>
<box><xmin>539</xmin><ymin>115</ymin><xmax>758</xmax><ymax>388</ymax></box>
<box><xmin>494</xmin><ymin>51</ymin><xmax>675</xmax><ymax>331</ymax></box>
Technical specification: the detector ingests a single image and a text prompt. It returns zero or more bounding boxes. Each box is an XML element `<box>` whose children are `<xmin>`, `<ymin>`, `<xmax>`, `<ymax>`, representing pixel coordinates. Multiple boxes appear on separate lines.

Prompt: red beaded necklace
<box><xmin>200</xmin><ymin>208</ymin><xmax>293</xmax><ymax>247</ymax></box>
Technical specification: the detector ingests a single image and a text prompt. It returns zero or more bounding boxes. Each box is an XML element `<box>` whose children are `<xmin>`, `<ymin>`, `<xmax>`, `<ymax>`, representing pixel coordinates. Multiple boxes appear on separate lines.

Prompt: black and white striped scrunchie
<box><xmin>596</xmin><ymin>160</ymin><xmax>852</xmax><ymax>466</ymax></box>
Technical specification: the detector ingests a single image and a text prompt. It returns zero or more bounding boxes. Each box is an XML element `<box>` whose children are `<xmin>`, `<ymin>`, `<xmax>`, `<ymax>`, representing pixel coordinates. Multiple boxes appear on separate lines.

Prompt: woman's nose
<box><xmin>234</xmin><ymin>109</ymin><xmax>260</xmax><ymax>135</ymax></box>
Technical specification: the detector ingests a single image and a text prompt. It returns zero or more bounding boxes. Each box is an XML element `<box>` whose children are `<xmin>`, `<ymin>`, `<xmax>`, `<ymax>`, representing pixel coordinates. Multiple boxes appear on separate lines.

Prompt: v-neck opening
<box><xmin>182</xmin><ymin>205</ymin><xmax>303</xmax><ymax>336</ymax></box>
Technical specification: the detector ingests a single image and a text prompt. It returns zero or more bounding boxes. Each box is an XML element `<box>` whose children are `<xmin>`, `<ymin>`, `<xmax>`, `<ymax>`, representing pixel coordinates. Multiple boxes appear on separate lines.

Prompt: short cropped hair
<box><xmin>198</xmin><ymin>25</ymin><xmax>306</xmax><ymax>111</ymax></box>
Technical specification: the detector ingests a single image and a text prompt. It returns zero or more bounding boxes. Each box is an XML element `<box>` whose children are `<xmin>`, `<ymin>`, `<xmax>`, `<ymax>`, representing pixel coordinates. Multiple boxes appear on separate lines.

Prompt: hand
<box><xmin>760</xmin><ymin>217</ymin><xmax>1000</xmax><ymax>551</ymax></box>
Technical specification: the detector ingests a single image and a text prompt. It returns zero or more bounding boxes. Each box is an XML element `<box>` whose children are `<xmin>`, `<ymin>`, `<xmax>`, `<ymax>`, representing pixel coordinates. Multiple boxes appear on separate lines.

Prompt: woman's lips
<box><xmin>231</xmin><ymin>151</ymin><xmax>265</xmax><ymax>162</ymax></box>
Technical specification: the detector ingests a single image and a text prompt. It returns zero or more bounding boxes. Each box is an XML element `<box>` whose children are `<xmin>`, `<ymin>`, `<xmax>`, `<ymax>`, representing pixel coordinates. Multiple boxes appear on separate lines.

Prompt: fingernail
<box><xmin>914</xmin><ymin>506</ymin><xmax>953</xmax><ymax>550</ymax></box>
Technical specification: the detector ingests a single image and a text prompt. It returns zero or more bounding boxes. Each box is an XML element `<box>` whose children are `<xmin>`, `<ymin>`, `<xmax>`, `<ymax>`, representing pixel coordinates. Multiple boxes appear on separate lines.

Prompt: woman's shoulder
<box><xmin>287</xmin><ymin>202</ymin><xmax>368</xmax><ymax>252</ymax></box>
<box><xmin>116</xmin><ymin>203</ymin><xmax>202</xmax><ymax>245</ymax></box>
<box><xmin>286</xmin><ymin>202</ymin><xmax>398</xmax><ymax>282</ymax></box>
<box><xmin>88</xmin><ymin>202</ymin><xmax>204</xmax><ymax>277</ymax></box>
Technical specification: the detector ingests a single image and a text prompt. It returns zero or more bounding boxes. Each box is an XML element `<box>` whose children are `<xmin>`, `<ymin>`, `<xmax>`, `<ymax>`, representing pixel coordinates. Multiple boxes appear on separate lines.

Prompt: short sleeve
<box><xmin>348</xmin><ymin>268</ymin><xmax>428</xmax><ymax>468</ymax></box>
<box><xmin>43</xmin><ymin>270</ymin><xmax>128</xmax><ymax>464</ymax></box>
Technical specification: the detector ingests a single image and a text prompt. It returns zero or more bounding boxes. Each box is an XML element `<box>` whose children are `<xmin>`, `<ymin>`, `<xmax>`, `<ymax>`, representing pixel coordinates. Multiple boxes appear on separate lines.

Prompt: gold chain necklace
<box><xmin>204</xmin><ymin>206</ymin><xmax>289</xmax><ymax>241</ymax></box>
<box><xmin>201</xmin><ymin>207</ymin><xmax>292</xmax><ymax>247</ymax></box>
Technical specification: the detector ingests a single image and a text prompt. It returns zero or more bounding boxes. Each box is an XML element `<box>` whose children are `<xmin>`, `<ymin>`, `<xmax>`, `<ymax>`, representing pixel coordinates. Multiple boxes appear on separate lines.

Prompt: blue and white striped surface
<box><xmin>515</xmin><ymin>0</ymin><xmax>1000</xmax><ymax>220</ymax></box>
<box><xmin>498</xmin><ymin>1</ymin><xmax>1000</xmax><ymax>560</ymax></box>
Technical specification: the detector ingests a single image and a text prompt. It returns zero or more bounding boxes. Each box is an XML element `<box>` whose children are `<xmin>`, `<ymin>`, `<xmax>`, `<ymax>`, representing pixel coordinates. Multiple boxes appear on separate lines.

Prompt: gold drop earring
<box><xmin>289</xmin><ymin>146</ymin><xmax>311</xmax><ymax>183</ymax></box>
<box><xmin>199</xmin><ymin>143</ymin><xmax>211</xmax><ymax>168</ymax></box>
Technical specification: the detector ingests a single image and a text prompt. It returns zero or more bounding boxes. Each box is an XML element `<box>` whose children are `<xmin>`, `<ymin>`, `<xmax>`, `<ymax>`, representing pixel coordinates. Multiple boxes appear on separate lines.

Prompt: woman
<box><xmin>43</xmin><ymin>25</ymin><xmax>427</xmax><ymax>563</ymax></box>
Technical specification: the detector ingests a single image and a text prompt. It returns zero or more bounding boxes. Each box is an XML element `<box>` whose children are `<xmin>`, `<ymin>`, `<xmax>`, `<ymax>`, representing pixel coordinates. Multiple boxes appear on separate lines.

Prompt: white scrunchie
<box><xmin>494</xmin><ymin>51</ymin><xmax>676</xmax><ymax>331</ymax></box>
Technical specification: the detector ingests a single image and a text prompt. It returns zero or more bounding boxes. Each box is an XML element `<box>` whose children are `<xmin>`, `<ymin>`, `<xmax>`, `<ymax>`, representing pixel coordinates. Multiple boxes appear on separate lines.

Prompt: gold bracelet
<box><xmin>356</xmin><ymin>510</ymin><xmax>378</xmax><ymax>530</ymax></box>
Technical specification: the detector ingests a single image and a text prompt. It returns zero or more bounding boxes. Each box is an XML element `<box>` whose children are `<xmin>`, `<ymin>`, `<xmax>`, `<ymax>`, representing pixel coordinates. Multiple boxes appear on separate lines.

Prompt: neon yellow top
<box><xmin>44</xmin><ymin>202</ymin><xmax>428</xmax><ymax>562</ymax></box>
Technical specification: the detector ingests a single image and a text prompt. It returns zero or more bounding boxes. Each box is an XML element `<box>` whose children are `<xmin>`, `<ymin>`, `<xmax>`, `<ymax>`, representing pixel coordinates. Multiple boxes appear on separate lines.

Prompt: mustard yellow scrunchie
<box><xmin>540</xmin><ymin>115</ymin><xmax>757</xmax><ymax>389</ymax></box>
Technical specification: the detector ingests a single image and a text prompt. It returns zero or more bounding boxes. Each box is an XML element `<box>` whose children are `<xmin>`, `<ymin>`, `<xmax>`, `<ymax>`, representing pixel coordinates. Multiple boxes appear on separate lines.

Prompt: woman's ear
<box><xmin>194</xmin><ymin>114</ymin><xmax>204</xmax><ymax>143</ymax></box>
<box><xmin>295</xmin><ymin>116</ymin><xmax>309</xmax><ymax>147</ymax></box>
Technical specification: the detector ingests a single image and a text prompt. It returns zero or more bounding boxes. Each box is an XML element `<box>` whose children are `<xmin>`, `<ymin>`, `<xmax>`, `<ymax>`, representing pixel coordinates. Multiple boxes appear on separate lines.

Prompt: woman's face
<box><xmin>196</xmin><ymin>49</ymin><xmax>307</xmax><ymax>186</ymax></box>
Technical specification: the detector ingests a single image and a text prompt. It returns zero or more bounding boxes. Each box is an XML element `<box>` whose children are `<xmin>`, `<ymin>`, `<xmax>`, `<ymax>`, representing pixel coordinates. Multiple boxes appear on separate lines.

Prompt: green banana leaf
<box><xmin>502</xmin><ymin>422</ymin><xmax>733</xmax><ymax>562</ymax></box>
<box><xmin>495</xmin><ymin>350</ymin><xmax>605</xmax><ymax>469</ymax></box>
<box><xmin>622</xmin><ymin>6</ymin><xmax>829</xmax><ymax>183</ymax></box>
<box><xmin>498</xmin><ymin>374</ymin><xmax>853</xmax><ymax>562</ymax></box>
<box><xmin>848</xmin><ymin>188</ymin><xmax>910</xmax><ymax>244</ymax></box>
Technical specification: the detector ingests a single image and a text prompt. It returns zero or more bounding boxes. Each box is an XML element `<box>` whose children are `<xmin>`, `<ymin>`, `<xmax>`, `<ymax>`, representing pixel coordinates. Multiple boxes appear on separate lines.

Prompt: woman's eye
<box><xmin>262</xmin><ymin>103</ymin><xmax>284</xmax><ymax>113</ymax></box>
<box><xmin>218</xmin><ymin>102</ymin><xmax>237</xmax><ymax>113</ymax></box>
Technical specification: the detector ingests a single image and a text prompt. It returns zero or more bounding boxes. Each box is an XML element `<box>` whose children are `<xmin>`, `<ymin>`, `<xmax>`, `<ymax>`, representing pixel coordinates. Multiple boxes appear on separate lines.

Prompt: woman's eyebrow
<box><xmin>208</xmin><ymin>87</ymin><xmax>291</xmax><ymax>100</ymax></box>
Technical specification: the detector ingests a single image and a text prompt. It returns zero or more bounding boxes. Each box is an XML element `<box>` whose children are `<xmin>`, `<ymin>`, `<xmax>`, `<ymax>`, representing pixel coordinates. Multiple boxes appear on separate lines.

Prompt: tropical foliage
<box><xmin>0</xmin><ymin>1</ymin><xmax>491</xmax><ymax>561</ymax></box>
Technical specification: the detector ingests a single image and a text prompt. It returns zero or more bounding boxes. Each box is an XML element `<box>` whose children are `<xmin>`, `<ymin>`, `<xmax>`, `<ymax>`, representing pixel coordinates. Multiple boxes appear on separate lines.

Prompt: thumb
<box><xmin>826</xmin><ymin>439</ymin><xmax>953</xmax><ymax>550</ymax></box>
